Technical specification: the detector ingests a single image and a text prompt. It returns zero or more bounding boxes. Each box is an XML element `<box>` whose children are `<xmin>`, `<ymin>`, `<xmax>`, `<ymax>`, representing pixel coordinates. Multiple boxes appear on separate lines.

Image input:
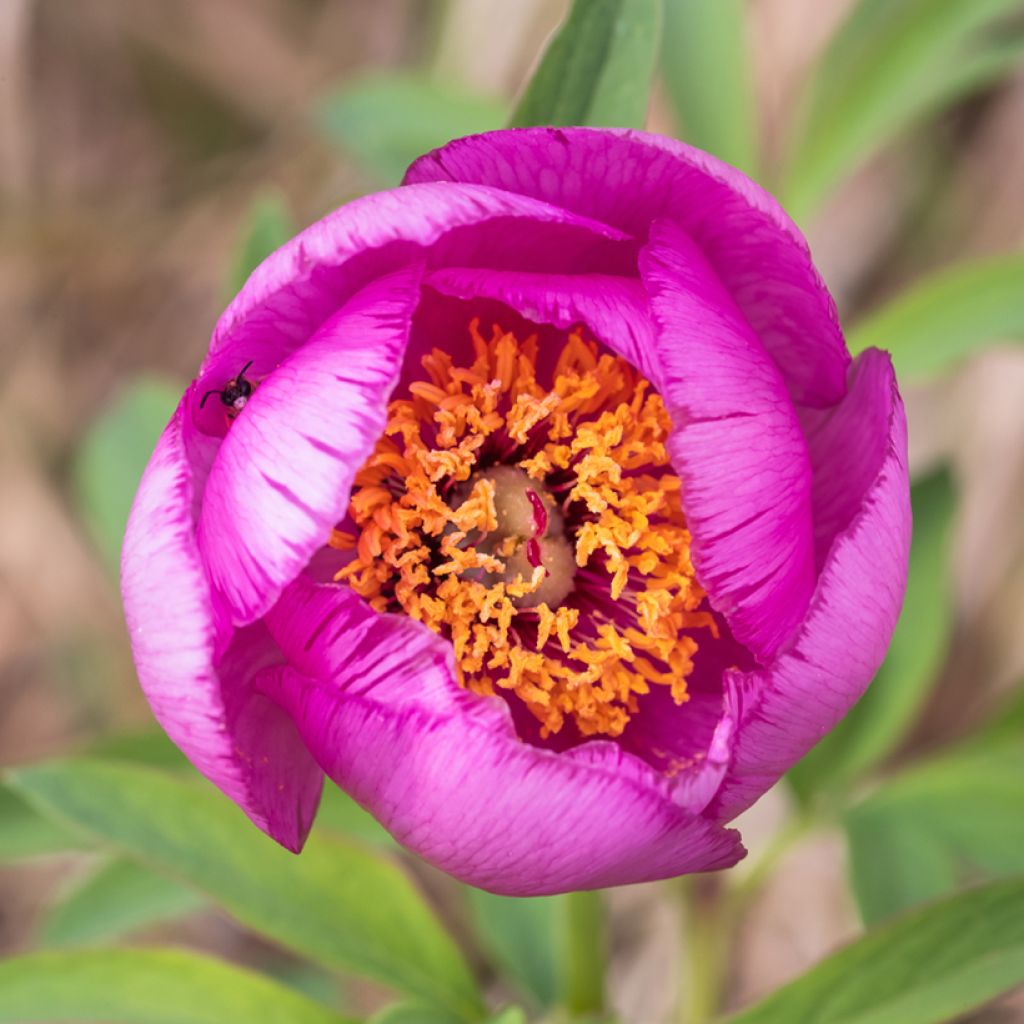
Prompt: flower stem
<box><xmin>564</xmin><ymin>889</ymin><xmax>606</xmax><ymax>1018</ymax></box>
<box><xmin>678</xmin><ymin>876</ymin><xmax>728</xmax><ymax>1024</ymax></box>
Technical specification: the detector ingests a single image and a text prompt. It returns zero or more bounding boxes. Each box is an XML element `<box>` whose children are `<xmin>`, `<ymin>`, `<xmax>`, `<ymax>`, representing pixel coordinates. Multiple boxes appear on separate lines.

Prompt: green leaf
<box><xmin>72</xmin><ymin>377</ymin><xmax>182</xmax><ymax>573</ymax></box>
<box><xmin>661</xmin><ymin>0</ymin><xmax>756</xmax><ymax>174</ymax></box>
<box><xmin>487</xmin><ymin>1011</ymin><xmax>527</xmax><ymax>1024</ymax></box>
<box><xmin>9</xmin><ymin>759</ymin><xmax>482</xmax><ymax>1021</ymax></box>
<box><xmin>782</xmin><ymin>0</ymin><xmax>1024</xmax><ymax>222</ymax></box>
<box><xmin>316</xmin><ymin>785</ymin><xmax>396</xmax><ymax>848</ymax></box>
<box><xmin>370</xmin><ymin>1004</ymin><xmax>464</xmax><ymax>1024</ymax></box>
<box><xmin>510</xmin><ymin>0</ymin><xmax>661</xmax><ymax>129</ymax></box>
<box><xmin>845</xmin><ymin>744</ymin><xmax>1024</xmax><ymax>923</ymax></box>
<box><xmin>789</xmin><ymin>469</ymin><xmax>956</xmax><ymax>802</ymax></box>
<box><xmin>228</xmin><ymin>191</ymin><xmax>295</xmax><ymax>296</ymax></box>
<box><xmin>466</xmin><ymin>889</ymin><xmax>563</xmax><ymax>1008</ymax></box>
<box><xmin>87</xmin><ymin>727</ymin><xmax>190</xmax><ymax>771</ymax></box>
<box><xmin>725</xmin><ymin>878</ymin><xmax>1024</xmax><ymax>1024</ymax></box>
<box><xmin>849</xmin><ymin>253</ymin><xmax>1024</xmax><ymax>379</ymax></box>
<box><xmin>0</xmin><ymin>947</ymin><xmax>353</xmax><ymax>1024</ymax></box>
<box><xmin>40</xmin><ymin>856</ymin><xmax>204</xmax><ymax>947</ymax></box>
<box><xmin>0</xmin><ymin>783</ymin><xmax>88</xmax><ymax>860</ymax></box>
<box><xmin>319</xmin><ymin>74</ymin><xmax>505</xmax><ymax>186</ymax></box>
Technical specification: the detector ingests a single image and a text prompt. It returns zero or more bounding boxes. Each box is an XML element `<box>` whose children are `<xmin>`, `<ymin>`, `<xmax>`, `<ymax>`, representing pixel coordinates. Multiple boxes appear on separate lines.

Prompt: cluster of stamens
<box><xmin>331</xmin><ymin>321</ymin><xmax>716</xmax><ymax>738</ymax></box>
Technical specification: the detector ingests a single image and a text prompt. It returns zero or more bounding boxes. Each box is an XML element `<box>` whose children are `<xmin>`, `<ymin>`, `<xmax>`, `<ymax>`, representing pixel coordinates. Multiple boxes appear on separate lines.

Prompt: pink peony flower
<box><xmin>122</xmin><ymin>128</ymin><xmax>910</xmax><ymax>895</ymax></box>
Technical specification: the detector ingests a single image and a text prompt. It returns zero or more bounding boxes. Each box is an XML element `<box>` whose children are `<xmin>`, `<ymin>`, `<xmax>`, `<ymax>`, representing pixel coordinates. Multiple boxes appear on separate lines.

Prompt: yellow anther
<box><xmin>335</xmin><ymin>320</ymin><xmax>715</xmax><ymax>738</ymax></box>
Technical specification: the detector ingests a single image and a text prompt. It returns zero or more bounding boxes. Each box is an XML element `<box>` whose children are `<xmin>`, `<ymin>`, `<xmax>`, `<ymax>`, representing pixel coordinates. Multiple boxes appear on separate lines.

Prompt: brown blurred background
<box><xmin>2</xmin><ymin>1</ymin><xmax>1023</xmax><ymax>1020</ymax></box>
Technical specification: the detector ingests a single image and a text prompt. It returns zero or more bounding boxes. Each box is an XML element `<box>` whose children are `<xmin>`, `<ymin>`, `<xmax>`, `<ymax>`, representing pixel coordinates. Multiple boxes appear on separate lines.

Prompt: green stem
<box><xmin>678</xmin><ymin>876</ymin><xmax>728</xmax><ymax>1024</ymax></box>
<box><xmin>564</xmin><ymin>889</ymin><xmax>606</xmax><ymax>1018</ymax></box>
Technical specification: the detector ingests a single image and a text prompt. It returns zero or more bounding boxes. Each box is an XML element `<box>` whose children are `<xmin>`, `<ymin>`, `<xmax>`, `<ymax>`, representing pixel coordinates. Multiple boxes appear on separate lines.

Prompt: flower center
<box><xmin>331</xmin><ymin>321</ymin><xmax>717</xmax><ymax>739</ymax></box>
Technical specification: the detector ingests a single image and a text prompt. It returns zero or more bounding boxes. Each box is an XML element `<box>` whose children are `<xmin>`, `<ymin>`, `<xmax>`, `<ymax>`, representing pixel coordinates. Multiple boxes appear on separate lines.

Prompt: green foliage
<box><xmin>510</xmin><ymin>0</ymin><xmax>661</xmax><ymax>129</ymax></box>
<box><xmin>0</xmin><ymin>948</ymin><xmax>353</xmax><ymax>1024</ymax></box>
<box><xmin>0</xmin><ymin>784</ymin><xmax>88</xmax><ymax>861</ymax></box>
<box><xmin>40</xmin><ymin>857</ymin><xmax>203</xmax><ymax>947</ymax></box>
<box><xmin>319</xmin><ymin>75</ymin><xmax>505</xmax><ymax>186</ymax></box>
<box><xmin>228</xmin><ymin>191</ymin><xmax>295</xmax><ymax>296</ymax></box>
<box><xmin>846</xmin><ymin>743</ymin><xmax>1024</xmax><ymax>924</ymax></box>
<box><xmin>370</xmin><ymin>1003</ymin><xmax>465</xmax><ymax>1024</ymax></box>
<box><xmin>72</xmin><ymin>377</ymin><xmax>182</xmax><ymax>574</ymax></box>
<box><xmin>849</xmin><ymin>253</ymin><xmax>1024</xmax><ymax>379</ymax></box>
<box><xmin>789</xmin><ymin>469</ymin><xmax>956</xmax><ymax>802</ymax></box>
<box><xmin>466</xmin><ymin>889</ymin><xmax>563</xmax><ymax>1008</ymax></box>
<box><xmin>782</xmin><ymin>0</ymin><xmax>1024</xmax><ymax>222</ymax></box>
<box><xmin>661</xmin><ymin>0</ymin><xmax>756</xmax><ymax>174</ymax></box>
<box><xmin>725</xmin><ymin>878</ymin><xmax>1024</xmax><ymax>1024</ymax></box>
<box><xmin>9</xmin><ymin>759</ymin><xmax>482</xmax><ymax>1021</ymax></box>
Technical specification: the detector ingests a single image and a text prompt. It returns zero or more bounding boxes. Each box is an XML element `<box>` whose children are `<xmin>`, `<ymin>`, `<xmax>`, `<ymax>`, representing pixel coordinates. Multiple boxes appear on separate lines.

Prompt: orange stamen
<box><xmin>329</xmin><ymin>321</ymin><xmax>715</xmax><ymax>738</ymax></box>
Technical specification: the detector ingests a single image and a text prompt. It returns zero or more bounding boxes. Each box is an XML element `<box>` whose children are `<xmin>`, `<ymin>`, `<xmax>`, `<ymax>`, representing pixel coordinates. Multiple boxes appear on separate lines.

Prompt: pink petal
<box><xmin>121</xmin><ymin>402</ymin><xmax>322</xmax><ymax>850</ymax></box>
<box><xmin>261</xmin><ymin>578</ymin><xmax>744</xmax><ymax>895</ymax></box>
<box><xmin>711</xmin><ymin>350</ymin><xmax>911</xmax><ymax>819</ymax></box>
<box><xmin>197</xmin><ymin>268</ymin><xmax>421</xmax><ymax>626</ymax></box>
<box><xmin>640</xmin><ymin>219</ymin><xmax>816</xmax><ymax>662</ymax></box>
<box><xmin>203</xmin><ymin>181</ymin><xmax>634</xmax><ymax>381</ymax></box>
<box><xmin>405</xmin><ymin>128</ymin><xmax>847</xmax><ymax>407</ymax></box>
<box><xmin>424</xmin><ymin>267</ymin><xmax>658</xmax><ymax>380</ymax></box>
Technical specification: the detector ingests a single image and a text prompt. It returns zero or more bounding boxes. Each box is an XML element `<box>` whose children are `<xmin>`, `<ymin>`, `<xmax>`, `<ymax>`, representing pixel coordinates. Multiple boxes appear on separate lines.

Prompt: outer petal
<box><xmin>197</xmin><ymin>267</ymin><xmax>421</xmax><ymax>625</ymax></box>
<box><xmin>260</xmin><ymin>578</ymin><xmax>744</xmax><ymax>895</ymax></box>
<box><xmin>203</xmin><ymin>181</ymin><xmax>633</xmax><ymax>380</ymax></box>
<box><xmin>405</xmin><ymin>128</ymin><xmax>848</xmax><ymax>407</ymax></box>
<box><xmin>640</xmin><ymin>219</ymin><xmax>816</xmax><ymax>661</ymax></box>
<box><xmin>121</xmin><ymin>401</ymin><xmax>322</xmax><ymax>850</ymax></box>
<box><xmin>711</xmin><ymin>350</ymin><xmax>911</xmax><ymax>820</ymax></box>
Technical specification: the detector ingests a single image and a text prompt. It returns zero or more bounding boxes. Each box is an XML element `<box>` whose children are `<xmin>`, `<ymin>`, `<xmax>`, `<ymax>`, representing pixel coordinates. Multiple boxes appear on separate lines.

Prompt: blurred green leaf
<box><xmin>725</xmin><ymin>877</ymin><xmax>1024</xmax><ymax>1024</ymax></box>
<box><xmin>316</xmin><ymin>785</ymin><xmax>396</xmax><ymax>848</ymax></box>
<box><xmin>849</xmin><ymin>253</ymin><xmax>1024</xmax><ymax>379</ymax></box>
<box><xmin>466</xmin><ymin>889</ymin><xmax>563</xmax><ymax>1008</ymax></box>
<box><xmin>846</xmin><ymin>743</ymin><xmax>1024</xmax><ymax>924</ymax></box>
<box><xmin>319</xmin><ymin>74</ymin><xmax>505</xmax><ymax>185</ymax></box>
<box><xmin>0</xmin><ymin>783</ymin><xmax>88</xmax><ymax>861</ymax></box>
<box><xmin>72</xmin><ymin>377</ymin><xmax>182</xmax><ymax>574</ymax></box>
<box><xmin>783</xmin><ymin>0</ymin><xmax>1024</xmax><ymax>222</ymax></box>
<box><xmin>661</xmin><ymin>0</ymin><xmax>756</xmax><ymax>174</ymax></box>
<box><xmin>510</xmin><ymin>0</ymin><xmax>661</xmax><ymax>129</ymax></box>
<box><xmin>228</xmin><ymin>191</ymin><xmax>295</xmax><ymax>296</ymax></box>
<box><xmin>369</xmin><ymin>1004</ymin><xmax>463</xmax><ymax>1024</ymax></box>
<box><xmin>40</xmin><ymin>856</ymin><xmax>203</xmax><ymax>947</ymax></box>
<box><xmin>789</xmin><ymin>468</ymin><xmax>956</xmax><ymax>802</ymax></box>
<box><xmin>487</xmin><ymin>1011</ymin><xmax>527</xmax><ymax>1024</ymax></box>
<box><xmin>9</xmin><ymin>759</ymin><xmax>482</xmax><ymax>1021</ymax></box>
<box><xmin>0</xmin><ymin>947</ymin><xmax>353</xmax><ymax>1024</ymax></box>
<box><xmin>87</xmin><ymin>728</ymin><xmax>190</xmax><ymax>771</ymax></box>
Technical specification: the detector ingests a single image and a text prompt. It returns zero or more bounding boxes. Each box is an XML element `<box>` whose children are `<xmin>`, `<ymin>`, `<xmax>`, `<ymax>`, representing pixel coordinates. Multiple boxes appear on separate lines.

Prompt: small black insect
<box><xmin>200</xmin><ymin>361</ymin><xmax>255</xmax><ymax>419</ymax></box>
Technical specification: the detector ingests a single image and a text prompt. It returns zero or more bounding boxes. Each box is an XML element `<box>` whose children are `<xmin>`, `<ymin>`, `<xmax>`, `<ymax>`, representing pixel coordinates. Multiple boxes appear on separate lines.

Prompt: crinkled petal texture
<box><xmin>122</xmin><ymin>127</ymin><xmax>910</xmax><ymax>894</ymax></box>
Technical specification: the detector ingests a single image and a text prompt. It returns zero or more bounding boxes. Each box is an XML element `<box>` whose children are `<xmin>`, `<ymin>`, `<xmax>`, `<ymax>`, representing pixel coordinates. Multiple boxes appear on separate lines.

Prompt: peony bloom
<box><xmin>122</xmin><ymin>128</ymin><xmax>910</xmax><ymax>896</ymax></box>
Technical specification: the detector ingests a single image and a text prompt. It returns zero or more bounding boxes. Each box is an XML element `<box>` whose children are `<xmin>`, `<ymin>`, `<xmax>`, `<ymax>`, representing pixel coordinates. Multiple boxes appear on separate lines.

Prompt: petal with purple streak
<box><xmin>640</xmin><ymin>218</ymin><xmax>816</xmax><ymax>662</ymax></box>
<box><xmin>405</xmin><ymin>128</ymin><xmax>847</xmax><ymax>407</ymax></box>
<box><xmin>260</xmin><ymin>577</ymin><xmax>744</xmax><ymax>895</ymax></box>
<box><xmin>121</xmin><ymin>402</ymin><xmax>322</xmax><ymax>850</ymax></box>
<box><xmin>711</xmin><ymin>350</ymin><xmax>910</xmax><ymax>820</ymax></box>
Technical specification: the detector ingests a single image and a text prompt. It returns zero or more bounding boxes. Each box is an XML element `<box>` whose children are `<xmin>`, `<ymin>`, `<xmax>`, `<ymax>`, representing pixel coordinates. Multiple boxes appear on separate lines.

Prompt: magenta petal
<box><xmin>711</xmin><ymin>351</ymin><xmax>911</xmax><ymax>820</ymax></box>
<box><xmin>121</xmin><ymin>403</ymin><xmax>322</xmax><ymax>850</ymax></box>
<box><xmin>425</xmin><ymin>267</ymin><xmax>658</xmax><ymax>380</ymax></box>
<box><xmin>406</xmin><ymin>128</ymin><xmax>847</xmax><ymax>407</ymax></box>
<box><xmin>197</xmin><ymin>267</ymin><xmax>422</xmax><ymax>625</ymax></box>
<box><xmin>206</xmin><ymin>181</ymin><xmax>633</xmax><ymax>377</ymax></box>
<box><xmin>640</xmin><ymin>219</ymin><xmax>816</xmax><ymax>661</ymax></box>
<box><xmin>261</xmin><ymin>579</ymin><xmax>744</xmax><ymax>894</ymax></box>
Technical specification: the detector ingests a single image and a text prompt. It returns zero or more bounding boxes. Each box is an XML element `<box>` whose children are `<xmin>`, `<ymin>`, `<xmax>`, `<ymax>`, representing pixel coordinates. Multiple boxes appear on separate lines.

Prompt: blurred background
<box><xmin>2</xmin><ymin>1</ymin><xmax>1023</xmax><ymax>1021</ymax></box>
